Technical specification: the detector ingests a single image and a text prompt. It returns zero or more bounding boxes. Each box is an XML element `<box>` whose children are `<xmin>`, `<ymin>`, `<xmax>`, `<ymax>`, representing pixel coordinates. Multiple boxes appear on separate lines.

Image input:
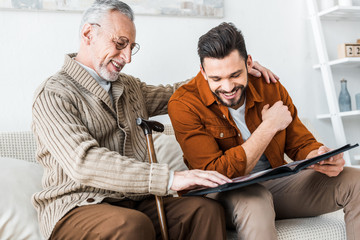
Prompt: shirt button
<box><xmin>86</xmin><ymin>198</ymin><xmax>95</xmax><ymax>203</ymax></box>
<box><xmin>220</xmin><ymin>132</ymin><xmax>224</xmax><ymax>138</ymax></box>
<box><xmin>222</xmin><ymin>115</ymin><xmax>226</xmax><ymax>119</ymax></box>
<box><xmin>238</xmin><ymin>133</ymin><xmax>241</xmax><ymax>137</ymax></box>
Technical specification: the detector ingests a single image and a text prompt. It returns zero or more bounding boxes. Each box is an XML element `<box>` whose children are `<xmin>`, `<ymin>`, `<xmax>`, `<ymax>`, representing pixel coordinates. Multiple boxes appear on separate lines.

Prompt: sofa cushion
<box><xmin>153</xmin><ymin>134</ymin><xmax>188</xmax><ymax>172</ymax></box>
<box><xmin>0</xmin><ymin>157</ymin><xmax>43</xmax><ymax>240</ymax></box>
<box><xmin>0</xmin><ymin>132</ymin><xmax>37</xmax><ymax>163</ymax></box>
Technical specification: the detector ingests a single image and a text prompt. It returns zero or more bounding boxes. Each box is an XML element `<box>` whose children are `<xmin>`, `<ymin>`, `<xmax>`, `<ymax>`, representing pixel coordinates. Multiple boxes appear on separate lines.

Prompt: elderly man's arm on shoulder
<box><xmin>140</xmin><ymin>61</ymin><xmax>279</xmax><ymax>117</ymax></box>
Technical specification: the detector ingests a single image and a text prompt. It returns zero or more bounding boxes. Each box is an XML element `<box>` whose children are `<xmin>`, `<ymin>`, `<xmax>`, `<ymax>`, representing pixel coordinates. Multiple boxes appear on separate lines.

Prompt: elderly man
<box><xmin>31</xmin><ymin>1</ymin><xmax>277</xmax><ymax>239</ymax></box>
<box><xmin>168</xmin><ymin>22</ymin><xmax>360</xmax><ymax>240</ymax></box>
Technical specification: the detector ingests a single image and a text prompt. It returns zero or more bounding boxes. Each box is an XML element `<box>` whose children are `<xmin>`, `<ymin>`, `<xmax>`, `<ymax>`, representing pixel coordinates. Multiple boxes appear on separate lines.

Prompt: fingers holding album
<box><xmin>171</xmin><ymin>170</ymin><xmax>232</xmax><ymax>192</ymax></box>
<box><xmin>308</xmin><ymin>146</ymin><xmax>346</xmax><ymax>177</ymax></box>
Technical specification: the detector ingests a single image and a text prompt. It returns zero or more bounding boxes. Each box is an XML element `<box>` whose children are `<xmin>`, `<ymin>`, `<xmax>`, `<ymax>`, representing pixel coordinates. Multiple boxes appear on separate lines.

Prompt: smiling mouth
<box><xmin>222</xmin><ymin>90</ymin><xmax>237</xmax><ymax>97</ymax></box>
<box><xmin>220</xmin><ymin>89</ymin><xmax>239</xmax><ymax>100</ymax></box>
<box><xmin>111</xmin><ymin>60</ymin><xmax>123</xmax><ymax>71</ymax></box>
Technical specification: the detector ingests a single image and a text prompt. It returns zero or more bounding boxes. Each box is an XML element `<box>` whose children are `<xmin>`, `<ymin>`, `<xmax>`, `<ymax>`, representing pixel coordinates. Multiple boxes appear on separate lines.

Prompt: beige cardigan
<box><xmin>32</xmin><ymin>54</ymin><xmax>179</xmax><ymax>239</ymax></box>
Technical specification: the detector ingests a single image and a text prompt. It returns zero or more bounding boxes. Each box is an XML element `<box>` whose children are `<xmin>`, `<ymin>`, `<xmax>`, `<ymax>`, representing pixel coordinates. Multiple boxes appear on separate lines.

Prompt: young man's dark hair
<box><xmin>197</xmin><ymin>22</ymin><xmax>248</xmax><ymax>65</ymax></box>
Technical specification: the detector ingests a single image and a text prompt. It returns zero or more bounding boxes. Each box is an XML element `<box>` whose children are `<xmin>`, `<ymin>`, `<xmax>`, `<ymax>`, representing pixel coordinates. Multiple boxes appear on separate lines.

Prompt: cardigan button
<box><xmin>86</xmin><ymin>198</ymin><xmax>95</xmax><ymax>203</ymax></box>
<box><xmin>220</xmin><ymin>132</ymin><xmax>224</xmax><ymax>138</ymax></box>
<box><xmin>222</xmin><ymin>115</ymin><xmax>226</xmax><ymax>119</ymax></box>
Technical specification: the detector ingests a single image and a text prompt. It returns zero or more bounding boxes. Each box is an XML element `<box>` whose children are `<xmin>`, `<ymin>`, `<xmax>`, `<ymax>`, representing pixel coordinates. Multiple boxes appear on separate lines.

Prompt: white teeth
<box><xmin>112</xmin><ymin>60</ymin><xmax>120</xmax><ymax>68</ymax></box>
<box><xmin>223</xmin><ymin>91</ymin><xmax>236</xmax><ymax>96</ymax></box>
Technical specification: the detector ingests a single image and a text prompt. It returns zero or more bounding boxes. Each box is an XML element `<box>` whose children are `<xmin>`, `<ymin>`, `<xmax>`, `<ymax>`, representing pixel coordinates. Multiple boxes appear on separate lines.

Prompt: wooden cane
<box><xmin>137</xmin><ymin>118</ymin><xmax>169</xmax><ymax>240</ymax></box>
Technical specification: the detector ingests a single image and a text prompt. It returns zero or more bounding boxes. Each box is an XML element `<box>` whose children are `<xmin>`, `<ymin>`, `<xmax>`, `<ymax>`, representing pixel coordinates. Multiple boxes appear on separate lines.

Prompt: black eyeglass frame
<box><xmin>90</xmin><ymin>23</ymin><xmax>140</xmax><ymax>56</ymax></box>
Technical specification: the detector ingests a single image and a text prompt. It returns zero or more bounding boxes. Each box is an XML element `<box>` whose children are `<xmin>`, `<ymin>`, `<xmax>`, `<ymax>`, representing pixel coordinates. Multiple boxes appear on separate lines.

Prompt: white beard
<box><xmin>96</xmin><ymin>63</ymin><xmax>119</xmax><ymax>82</ymax></box>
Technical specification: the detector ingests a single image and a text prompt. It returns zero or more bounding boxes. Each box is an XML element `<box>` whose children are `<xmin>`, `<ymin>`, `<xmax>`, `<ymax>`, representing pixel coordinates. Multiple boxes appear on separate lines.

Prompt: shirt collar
<box><xmin>74</xmin><ymin>59</ymin><xmax>111</xmax><ymax>93</ymax></box>
<box><xmin>194</xmin><ymin>71</ymin><xmax>218</xmax><ymax>107</ymax></box>
<box><xmin>246</xmin><ymin>75</ymin><xmax>264</xmax><ymax>108</ymax></box>
<box><xmin>63</xmin><ymin>53</ymin><xmax>114</xmax><ymax>109</ymax></box>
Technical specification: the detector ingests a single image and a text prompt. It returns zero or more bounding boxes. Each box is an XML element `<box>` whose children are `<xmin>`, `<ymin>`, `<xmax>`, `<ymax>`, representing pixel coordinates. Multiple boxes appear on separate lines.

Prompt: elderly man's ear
<box><xmin>81</xmin><ymin>23</ymin><xmax>93</xmax><ymax>45</ymax></box>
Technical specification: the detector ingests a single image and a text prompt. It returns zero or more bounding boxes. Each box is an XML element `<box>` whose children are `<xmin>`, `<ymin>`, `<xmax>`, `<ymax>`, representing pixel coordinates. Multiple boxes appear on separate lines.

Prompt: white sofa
<box><xmin>0</xmin><ymin>127</ymin><xmax>347</xmax><ymax>240</ymax></box>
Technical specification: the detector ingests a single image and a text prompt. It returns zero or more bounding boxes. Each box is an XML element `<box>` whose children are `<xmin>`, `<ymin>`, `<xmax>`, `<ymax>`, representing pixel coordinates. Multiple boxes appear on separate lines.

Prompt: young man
<box><xmin>31</xmin><ymin>1</ymin><xmax>276</xmax><ymax>239</ymax></box>
<box><xmin>168</xmin><ymin>22</ymin><xmax>360</xmax><ymax>240</ymax></box>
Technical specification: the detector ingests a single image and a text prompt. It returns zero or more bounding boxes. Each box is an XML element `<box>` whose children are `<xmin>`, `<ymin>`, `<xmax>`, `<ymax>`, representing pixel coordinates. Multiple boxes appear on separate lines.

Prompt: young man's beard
<box><xmin>213</xmin><ymin>83</ymin><xmax>248</xmax><ymax>108</ymax></box>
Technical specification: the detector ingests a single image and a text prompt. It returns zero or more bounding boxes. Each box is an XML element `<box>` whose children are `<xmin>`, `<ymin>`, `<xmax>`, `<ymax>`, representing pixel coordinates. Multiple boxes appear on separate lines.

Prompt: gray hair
<box><xmin>79</xmin><ymin>0</ymin><xmax>134</xmax><ymax>34</ymax></box>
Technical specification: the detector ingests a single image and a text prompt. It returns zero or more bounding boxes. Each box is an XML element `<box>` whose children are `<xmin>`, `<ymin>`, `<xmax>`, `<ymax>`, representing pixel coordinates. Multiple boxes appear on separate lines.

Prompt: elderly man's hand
<box><xmin>249</xmin><ymin>61</ymin><xmax>279</xmax><ymax>83</ymax></box>
<box><xmin>170</xmin><ymin>170</ymin><xmax>232</xmax><ymax>192</ymax></box>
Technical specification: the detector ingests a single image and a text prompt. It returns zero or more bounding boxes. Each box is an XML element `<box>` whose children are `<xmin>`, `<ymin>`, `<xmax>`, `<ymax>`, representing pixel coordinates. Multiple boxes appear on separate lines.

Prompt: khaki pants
<box><xmin>209</xmin><ymin>167</ymin><xmax>360</xmax><ymax>240</ymax></box>
<box><xmin>50</xmin><ymin>196</ymin><xmax>226</xmax><ymax>240</ymax></box>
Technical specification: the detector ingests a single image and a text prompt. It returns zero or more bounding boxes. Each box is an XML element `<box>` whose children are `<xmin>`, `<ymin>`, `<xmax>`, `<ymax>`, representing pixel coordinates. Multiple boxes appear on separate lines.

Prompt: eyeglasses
<box><xmin>90</xmin><ymin>23</ymin><xmax>140</xmax><ymax>55</ymax></box>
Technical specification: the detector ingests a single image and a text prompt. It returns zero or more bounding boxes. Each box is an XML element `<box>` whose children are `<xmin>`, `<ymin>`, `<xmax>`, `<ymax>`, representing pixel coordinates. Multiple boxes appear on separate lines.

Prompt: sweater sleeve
<box><xmin>138</xmin><ymin>78</ymin><xmax>191</xmax><ymax>117</ymax></box>
<box><xmin>32</xmin><ymin>88</ymin><xmax>169</xmax><ymax>196</ymax></box>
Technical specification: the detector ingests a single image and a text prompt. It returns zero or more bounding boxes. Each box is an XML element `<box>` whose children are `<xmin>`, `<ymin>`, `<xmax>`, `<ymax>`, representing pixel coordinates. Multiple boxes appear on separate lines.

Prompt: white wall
<box><xmin>0</xmin><ymin>0</ymin><xmax>359</xmax><ymax>161</ymax></box>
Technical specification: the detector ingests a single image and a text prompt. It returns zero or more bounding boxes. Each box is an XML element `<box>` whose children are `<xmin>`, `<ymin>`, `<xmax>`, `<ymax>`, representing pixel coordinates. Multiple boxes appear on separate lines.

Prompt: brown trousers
<box><xmin>50</xmin><ymin>196</ymin><xmax>226</xmax><ymax>240</ymax></box>
<box><xmin>210</xmin><ymin>167</ymin><xmax>360</xmax><ymax>240</ymax></box>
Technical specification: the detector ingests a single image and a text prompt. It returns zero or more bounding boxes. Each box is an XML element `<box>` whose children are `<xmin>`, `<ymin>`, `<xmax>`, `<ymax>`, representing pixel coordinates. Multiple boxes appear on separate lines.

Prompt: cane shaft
<box><xmin>146</xmin><ymin>134</ymin><xmax>158</xmax><ymax>164</ymax></box>
<box><xmin>155</xmin><ymin>196</ymin><xmax>169</xmax><ymax>240</ymax></box>
<box><xmin>145</xmin><ymin>134</ymin><xmax>169</xmax><ymax>240</ymax></box>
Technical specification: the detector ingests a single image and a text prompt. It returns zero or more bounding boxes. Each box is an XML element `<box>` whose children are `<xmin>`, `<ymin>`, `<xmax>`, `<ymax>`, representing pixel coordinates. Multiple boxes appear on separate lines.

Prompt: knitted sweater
<box><xmin>31</xmin><ymin>54</ymin><xmax>180</xmax><ymax>239</ymax></box>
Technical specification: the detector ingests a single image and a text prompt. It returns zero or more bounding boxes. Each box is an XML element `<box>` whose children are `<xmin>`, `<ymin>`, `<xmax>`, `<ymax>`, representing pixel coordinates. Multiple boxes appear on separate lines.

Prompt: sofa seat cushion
<box><xmin>0</xmin><ymin>157</ymin><xmax>43</xmax><ymax>240</ymax></box>
<box><xmin>226</xmin><ymin>210</ymin><xmax>345</xmax><ymax>240</ymax></box>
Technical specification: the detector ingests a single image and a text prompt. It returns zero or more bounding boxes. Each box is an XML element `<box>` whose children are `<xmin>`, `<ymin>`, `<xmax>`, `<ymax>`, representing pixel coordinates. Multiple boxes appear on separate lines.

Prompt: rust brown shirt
<box><xmin>168</xmin><ymin>72</ymin><xmax>323</xmax><ymax>178</ymax></box>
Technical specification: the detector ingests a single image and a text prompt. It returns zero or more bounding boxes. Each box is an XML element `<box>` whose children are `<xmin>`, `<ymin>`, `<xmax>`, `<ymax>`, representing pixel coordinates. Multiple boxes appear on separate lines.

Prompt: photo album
<box><xmin>184</xmin><ymin>143</ymin><xmax>359</xmax><ymax>196</ymax></box>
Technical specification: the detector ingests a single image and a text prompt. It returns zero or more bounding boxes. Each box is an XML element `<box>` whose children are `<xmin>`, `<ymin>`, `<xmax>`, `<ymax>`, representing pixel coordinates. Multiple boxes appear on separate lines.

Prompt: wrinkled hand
<box><xmin>170</xmin><ymin>170</ymin><xmax>232</xmax><ymax>192</ymax></box>
<box><xmin>261</xmin><ymin>101</ymin><xmax>292</xmax><ymax>133</ymax></box>
<box><xmin>249</xmin><ymin>61</ymin><xmax>279</xmax><ymax>84</ymax></box>
<box><xmin>308</xmin><ymin>146</ymin><xmax>345</xmax><ymax>177</ymax></box>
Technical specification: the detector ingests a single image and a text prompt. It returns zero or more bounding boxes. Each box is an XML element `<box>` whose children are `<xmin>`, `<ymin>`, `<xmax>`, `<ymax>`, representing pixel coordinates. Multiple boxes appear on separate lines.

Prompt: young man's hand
<box><xmin>170</xmin><ymin>170</ymin><xmax>232</xmax><ymax>192</ymax></box>
<box><xmin>261</xmin><ymin>101</ymin><xmax>292</xmax><ymax>133</ymax></box>
<box><xmin>307</xmin><ymin>146</ymin><xmax>345</xmax><ymax>177</ymax></box>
